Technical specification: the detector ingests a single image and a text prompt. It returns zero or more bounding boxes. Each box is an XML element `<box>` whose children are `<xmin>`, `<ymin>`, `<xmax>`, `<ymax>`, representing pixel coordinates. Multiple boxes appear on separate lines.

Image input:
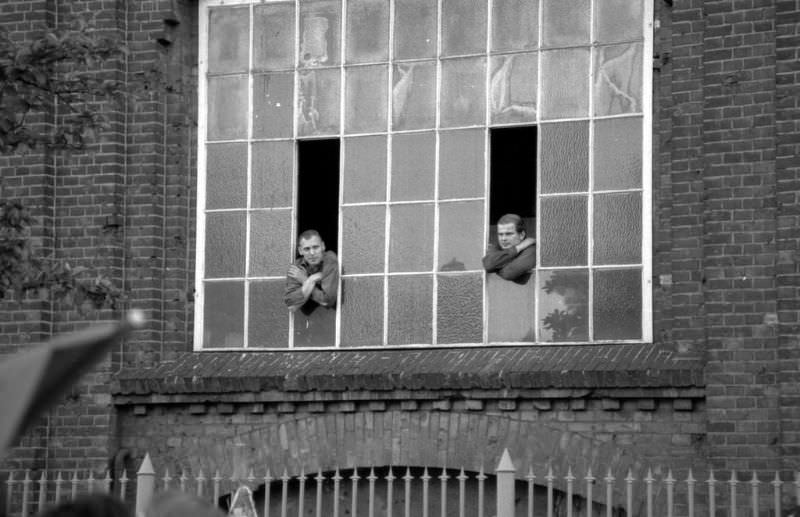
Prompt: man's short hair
<box><xmin>297</xmin><ymin>229</ymin><xmax>322</xmax><ymax>244</ymax></box>
<box><xmin>496</xmin><ymin>214</ymin><xmax>525</xmax><ymax>234</ymax></box>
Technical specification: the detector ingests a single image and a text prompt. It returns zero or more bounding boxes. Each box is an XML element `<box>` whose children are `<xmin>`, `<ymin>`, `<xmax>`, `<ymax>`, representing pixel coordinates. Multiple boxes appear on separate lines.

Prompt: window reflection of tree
<box><xmin>542</xmin><ymin>271</ymin><xmax>589</xmax><ymax>342</ymax></box>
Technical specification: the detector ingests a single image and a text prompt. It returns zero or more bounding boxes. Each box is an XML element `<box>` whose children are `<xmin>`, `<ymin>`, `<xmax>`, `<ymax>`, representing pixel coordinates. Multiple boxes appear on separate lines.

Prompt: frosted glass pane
<box><xmin>248</xmin><ymin>280</ymin><xmax>289</xmax><ymax>348</ymax></box>
<box><xmin>540</xmin><ymin>196</ymin><xmax>587</xmax><ymax>267</ymax></box>
<box><xmin>340</xmin><ymin>277</ymin><xmax>384</xmax><ymax>347</ymax></box>
<box><xmin>596</xmin><ymin>0</ymin><xmax>643</xmax><ymax>44</ymax></box>
<box><xmin>206</xmin><ymin>143</ymin><xmax>246</xmax><ymax>209</ymax></box>
<box><xmin>541</xmin><ymin>49</ymin><xmax>589</xmax><ymax>120</ymax></box>
<box><xmin>207</xmin><ymin>76</ymin><xmax>247</xmax><ymax>140</ymax></box>
<box><xmin>249</xmin><ymin>210</ymin><xmax>293</xmax><ymax>277</ymax></box>
<box><xmin>438</xmin><ymin>201</ymin><xmax>484</xmax><ymax>272</ymax></box>
<box><xmin>442</xmin><ymin>0</ymin><xmax>487</xmax><ymax>56</ymax></box>
<box><xmin>392</xmin><ymin>61</ymin><xmax>436</xmax><ymax>131</ymax></box>
<box><xmin>594</xmin><ymin>117</ymin><xmax>642</xmax><ymax>190</ymax></box>
<box><xmin>344</xmin><ymin>136</ymin><xmax>387</xmax><ymax>203</ymax></box>
<box><xmin>208</xmin><ymin>7</ymin><xmax>248</xmax><ymax>74</ymax></box>
<box><xmin>594</xmin><ymin>268</ymin><xmax>641</xmax><ymax>340</ymax></box>
<box><xmin>346</xmin><ymin>65</ymin><xmax>388</xmax><ymax>133</ymax></box>
<box><xmin>388</xmin><ymin>275</ymin><xmax>432</xmax><ymax>345</ymax></box>
<box><xmin>538</xmin><ymin>269</ymin><xmax>588</xmax><ymax>342</ymax></box>
<box><xmin>341</xmin><ymin>206</ymin><xmax>386</xmax><ymax>274</ymax></box>
<box><xmin>394</xmin><ymin>0</ymin><xmax>437</xmax><ymax>60</ymax></box>
<box><xmin>298</xmin><ymin>68</ymin><xmax>340</xmax><ymax>136</ymax></box>
<box><xmin>203</xmin><ymin>281</ymin><xmax>244</xmax><ymax>348</ymax></box>
<box><xmin>205</xmin><ymin>212</ymin><xmax>246</xmax><ymax>278</ymax></box>
<box><xmin>441</xmin><ymin>57</ymin><xmax>486</xmax><ymax>128</ymax></box>
<box><xmin>487</xmin><ymin>272</ymin><xmax>535</xmax><ymax>342</ymax></box>
<box><xmin>594</xmin><ymin>43</ymin><xmax>643</xmax><ymax>116</ymax></box>
<box><xmin>253</xmin><ymin>73</ymin><xmax>294</xmax><ymax>138</ymax></box>
<box><xmin>593</xmin><ymin>192</ymin><xmax>641</xmax><ymax>265</ymax></box>
<box><xmin>542</xmin><ymin>0</ymin><xmax>590</xmax><ymax>47</ymax></box>
<box><xmin>490</xmin><ymin>53</ymin><xmax>537</xmax><ymax>124</ymax></box>
<box><xmin>299</xmin><ymin>0</ymin><xmax>341</xmax><ymax>67</ymax></box>
<box><xmin>252</xmin><ymin>141</ymin><xmax>293</xmax><ymax>208</ymax></box>
<box><xmin>437</xmin><ymin>273</ymin><xmax>482</xmax><ymax>343</ymax></box>
<box><xmin>389</xmin><ymin>204</ymin><xmax>434</xmax><ymax>272</ymax></box>
<box><xmin>492</xmin><ymin>0</ymin><xmax>539</xmax><ymax>52</ymax></box>
<box><xmin>540</xmin><ymin>121</ymin><xmax>589</xmax><ymax>194</ymax></box>
<box><xmin>391</xmin><ymin>132</ymin><xmax>435</xmax><ymax>201</ymax></box>
<box><xmin>439</xmin><ymin>129</ymin><xmax>484</xmax><ymax>199</ymax></box>
<box><xmin>346</xmin><ymin>0</ymin><xmax>389</xmax><ymax>63</ymax></box>
<box><xmin>254</xmin><ymin>3</ymin><xmax>294</xmax><ymax>70</ymax></box>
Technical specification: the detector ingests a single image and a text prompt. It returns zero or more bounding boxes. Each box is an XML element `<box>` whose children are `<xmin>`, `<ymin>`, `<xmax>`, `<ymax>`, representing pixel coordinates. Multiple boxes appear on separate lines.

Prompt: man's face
<box><xmin>496</xmin><ymin>223</ymin><xmax>524</xmax><ymax>250</ymax></box>
<box><xmin>298</xmin><ymin>235</ymin><xmax>325</xmax><ymax>266</ymax></box>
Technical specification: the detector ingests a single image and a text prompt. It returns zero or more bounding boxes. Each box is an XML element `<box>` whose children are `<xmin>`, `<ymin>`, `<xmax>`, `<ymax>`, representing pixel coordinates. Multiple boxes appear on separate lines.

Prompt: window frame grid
<box><xmin>195</xmin><ymin>0</ymin><xmax>653</xmax><ymax>349</ymax></box>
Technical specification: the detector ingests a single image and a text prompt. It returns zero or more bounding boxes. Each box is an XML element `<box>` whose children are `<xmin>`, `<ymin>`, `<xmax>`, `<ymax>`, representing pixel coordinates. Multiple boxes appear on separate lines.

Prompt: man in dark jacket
<box><xmin>284</xmin><ymin>229</ymin><xmax>339</xmax><ymax>312</ymax></box>
<box><xmin>482</xmin><ymin>213</ymin><xmax>535</xmax><ymax>283</ymax></box>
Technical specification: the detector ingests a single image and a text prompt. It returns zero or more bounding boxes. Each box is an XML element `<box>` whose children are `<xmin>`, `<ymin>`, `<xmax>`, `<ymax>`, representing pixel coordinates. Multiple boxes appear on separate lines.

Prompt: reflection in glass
<box><xmin>392</xmin><ymin>61</ymin><xmax>436</xmax><ymax>130</ymax></box>
<box><xmin>593</xmin><ymin>192</ymin><xmax>641</xmax><ymax>265</ymax></box>
<box><xmin>596</xmin><ymin>0</ymin><xmax>643</xmax><ymax>44</ymax></box>
<box><xmin>341</xmin><ymin>206</ymin><xmax>386</xmax><ymax>274</ymax></box>
<box><xmin>346</xmin><ymin>0</ymin><xmax>389</xmax><ymax>63</ymax></box>
<box><xmin>438</xmin><ymin>201</ymin><xmax>484</xmax><ymax>272</ymax></box>
<box><xmin>394</xmin><ymin>0</ymin><xmax>437</xmax><ymax>60</ymax></box>
<box><xmin>492</xmin><ymin>0</ymin><xmax>538</xmax><ymax>52</ymax></box>
<box><xmin>540</xmin><ymin>121</ymin><xmax>589</xmax><ymax>194</ymax></box>
<box><xmin>388</xmin><ymin>275</ymin><xmax>432</xmax><ymax>344</ymax></box>
<box><xmin>541</xmin><ymin>49</ymin><xmax>589</xmax><ymax>120</ymax></box>
<box><xmin>594</xmin><ymin>117</ymin><xmax>642</xmax><ymax>190</ymax></box>
<box><xmin>540</xmin><ymin>196</ymin><xmax>587</xmax><ymax>267</ymax></box>
<box><xmin>542</xmin><ymin>0</ymin><xmax>590</xmax><ymax>47</ymax></box>
<box><xmin>299</xmin><ymin>0</ymin><xmax>341</xmax><ymax>67</ymax></box>
<box><xmin>439</xmin><ymin>129</ymin><xmax>484</xmax><ymax>199</ymax></box>
<box><xmin>441</xmin><ymin>57</ymin><xmax>486</xmax><ymax>127</ymax></box>
<box><xmin>208</xmin><ymin>7</ymin><xmax>249</xmax><ymax>74</ymax></box>
<box><xmin>207</xmin><ymin>76</ymin><xmax>247</xmax><ymax>141</ymax></box>
<box><xmin>252</xmin><ymin>141</ymin><xmax>293</xmax><ymax>208</ymax></box>
<box><xmin>203</xmin><ymin>281</ymin><xmax>244</xmax><ymax>348</ymax></box>
<box><xmin>389</xmin><ymin>204</ymin><xmax>434</xmax><ymax>272</ymax></box>
<box><xmin>538</xmin><ymin>269</ymin><xmax>588</xmax><ymax>342</ymax></box>
<box><xmin>254</xmin><ymin>3</ymin><xmax>295</xmax><ymax>70</ymax></box>
<box><xmin>205</xmin><ymin>212</ymin><xmax>246</xmax><ymax>278</ymax></box>
<box><xmin>442</xmin><ymin>0</ymin><xmax>487</xmax><ymax>56</ymax></box>
<box><xmin>344</xmin><ymin>136</ymin><xmax>387</xmax><ymax>203</ymax></box>
<box><xmin>206</xmin><ymin>143</ymin><xmax>247</xmax><ymax>209</ymax></box>
<box><xmin>248</xmin><ymin>280</ymin><xmax>289</xmax><ymax>347</ymax></box>
<box><xmin>490</xmin><ymin>53</ymin><xmax>537</xmax><ymax>124</ymax></box>
<box><xmin>487</xmin><ymin>273</ymin><xmax>535</xmax><ymax>342</ymax></box>
<box><xmin>594</xmin><ymin>43</ymin><xmax>642</xmax><ymax>116</ymax></box>
<box><xmin>297</xmin><ymin>68</ymin><xmax>340</xmax><ymax>136</ymax></box>
<box><xmin>391</xmin><ymin>132</ymin><xmax>435</xmax><ymax>201</ymax></box>
<box><xmin>340</xmin><ymin>277</ymin><xmax>384</xmax><ymax>347</ymax></box>
<box><xmin>346</xmin><ymin>65</ymin><xmax>389</xmax><ymax>133</ymax></box>
<box><xmin>253</xmin><ymin>73</ymin><xmax>294</xmax><ymax>138</ymax></box>
<box><xmin>594</xmin><ymin>268</ymin><xmax>641</xmax><ymax>340</ymax></box>
<box><xmin>437</xmin><ymin>274</ymin><xmax>482</xmax><ymax>343</ymax></box>
<box><xmin>249</xmin><ymin>210</ymin><xmax>292</xmax><ymax>277</ymax></box>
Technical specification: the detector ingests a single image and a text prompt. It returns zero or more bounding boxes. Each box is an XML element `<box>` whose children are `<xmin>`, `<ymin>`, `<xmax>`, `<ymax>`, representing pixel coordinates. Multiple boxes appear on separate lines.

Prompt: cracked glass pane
<box><xmin>490</xmin><ymin>53</ymin><xmax>537</xmax><ymax>125</ymax></box>
<box><xmin>392</xmin><ymin>61</ymin><xmax>436</xmax><ymax>131</ymax></box>
<box><xmin>441</xmin><ymin>57</ymin><xmax>486</xmax><ymax>127</ymax></box>
<box><xmin>297</xmin><ymin>68</ymin><xmax>340</xmax><ymax>136</ymax></box>
<box><xmin>594</xmin><ymin>42</ymin><xmax>643</xmax><ymax>116</ymax></box>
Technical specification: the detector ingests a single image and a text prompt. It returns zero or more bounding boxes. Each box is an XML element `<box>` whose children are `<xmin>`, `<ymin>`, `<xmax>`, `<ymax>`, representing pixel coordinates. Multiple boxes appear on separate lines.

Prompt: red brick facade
<box><xmin>1</xmin><ymin>0</ymin><xmax>799</xmax><ymax>502</ymax></box>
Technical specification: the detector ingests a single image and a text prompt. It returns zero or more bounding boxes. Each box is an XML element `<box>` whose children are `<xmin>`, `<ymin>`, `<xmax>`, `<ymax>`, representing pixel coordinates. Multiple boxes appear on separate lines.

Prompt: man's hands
<box><xmin>515</xmin><ymin>237</ymin><xmax>536</xmax><ymax>253</ymax></box>
<box><xmin>287</xmin><ymin>264</ymin><xmax>308</xmax><ymax>283</ymax></box>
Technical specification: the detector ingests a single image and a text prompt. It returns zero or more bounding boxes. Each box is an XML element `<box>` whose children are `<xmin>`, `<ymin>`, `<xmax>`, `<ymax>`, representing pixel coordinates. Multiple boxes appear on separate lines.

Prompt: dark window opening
<box><xmin>297</xmin><ymin>139</ymin><xmax>340</xmax><ymax>252</ymax></box>
<box><xmin>489</xmin><ymin>126</ymin><xmax>537</xmax><ymax>236</ymax></box>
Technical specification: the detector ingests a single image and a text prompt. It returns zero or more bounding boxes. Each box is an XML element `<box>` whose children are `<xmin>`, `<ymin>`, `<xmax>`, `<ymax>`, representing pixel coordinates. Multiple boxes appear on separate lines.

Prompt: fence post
<box><xmin>495</xmin><ymin>449</ymin><xmax>516</xmax><ymax>517</ymax></box>
<box><xmin>135</xmin><ymin>453</ymin><xmax>156</xmax><ymax>517</ymax></box>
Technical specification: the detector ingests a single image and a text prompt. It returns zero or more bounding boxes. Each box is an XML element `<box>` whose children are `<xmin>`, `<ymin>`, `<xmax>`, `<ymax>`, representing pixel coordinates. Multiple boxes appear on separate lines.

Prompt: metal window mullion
<box><xmin>382</xmin><ymin>0</ymin><xmax>397</xmax><ymax>347</ymax></box>
<box><xmin>432</xmin><ymin>0</ymin><xmax>444</xmax><ymax>346</ymax></box>
<box><xmin>288</xmin><ymin>0</ymin><xmax>302</xmax><ymax>348</ymax></box>
<box><xmin>195</xmin><ymin>1</ymin><xmax>211</xmax><ymax>350</ymax></box>
<box><xmin>481</xmin><ymin>0</ymin><xmax>492</xmax><ymax>345</ymax></box>
<box><xmin>335</xmin><ymin>0</ymin><xmax>349</xmax><ymax>349</ymax></box>
<box><xmin>587</xmin><ymin>0</ymin><xmax>596</xmax><ymax>342</ymax></box>
<box><xmin>641</xmin><ymin>0</ymin><xmax>655</xmax><ymax>342</ymax></box>
<box><xmin>242</xmin><ymin>1</ymin><xmax>255</xmax><ymax>349</ymax></box>
<box><xmin>533</xmin><ymin>0</ymin><xmax>544</xmax><ymax>343</ymax></box>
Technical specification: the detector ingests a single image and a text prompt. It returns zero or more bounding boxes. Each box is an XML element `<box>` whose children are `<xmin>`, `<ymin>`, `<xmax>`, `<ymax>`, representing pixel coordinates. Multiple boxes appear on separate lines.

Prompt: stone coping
<box><xmin>112</xmin><ymin>344</ymin><xmax>703</xmax><ymax>396</ymax></box>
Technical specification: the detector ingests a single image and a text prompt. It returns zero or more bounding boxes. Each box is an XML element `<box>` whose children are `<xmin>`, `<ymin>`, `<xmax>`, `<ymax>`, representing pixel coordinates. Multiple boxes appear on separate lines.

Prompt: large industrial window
<box><xmin>196</xmin><ymin>0</ymin><xmax>652</xmax><ymax>348</ymax></box>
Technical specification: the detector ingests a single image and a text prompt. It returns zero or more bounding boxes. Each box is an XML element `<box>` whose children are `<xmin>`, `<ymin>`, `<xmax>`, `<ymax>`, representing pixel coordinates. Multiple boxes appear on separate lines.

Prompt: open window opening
<box><xmin>297</xmin><ymin>139</ymin><xmax>340</xmax><ymax>252</ymax></box>
<box><xmin>489</xmin><ymin>126</ymin><xmax>537</xmax><ymax>238</ymax></box>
